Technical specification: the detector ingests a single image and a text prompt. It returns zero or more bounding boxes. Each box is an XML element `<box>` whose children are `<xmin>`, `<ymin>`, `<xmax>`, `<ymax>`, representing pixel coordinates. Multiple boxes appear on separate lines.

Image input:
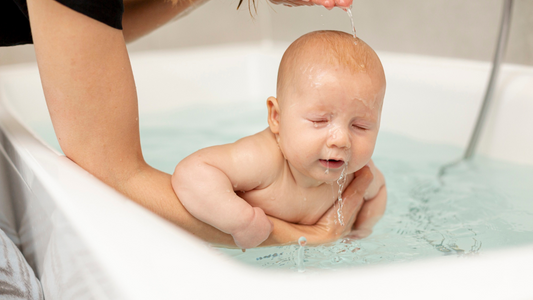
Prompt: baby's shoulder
<box><xmin>232</xmin><ymin>129</ymin><xmax>285</xmax><ymax>189</ymax></box>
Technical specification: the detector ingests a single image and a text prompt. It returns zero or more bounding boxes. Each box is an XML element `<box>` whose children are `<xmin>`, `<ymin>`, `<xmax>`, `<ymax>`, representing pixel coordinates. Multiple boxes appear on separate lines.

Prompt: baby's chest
<box><xmin>238</xmin><ymin>183</ymin><xmax>339</xmax><ymax>225</ymax></box>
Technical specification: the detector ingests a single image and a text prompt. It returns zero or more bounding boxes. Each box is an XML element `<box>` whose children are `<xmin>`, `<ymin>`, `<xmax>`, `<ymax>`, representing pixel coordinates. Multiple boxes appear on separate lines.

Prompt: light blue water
<box><xmin>33</xmin><ymin>101</ymin><xmax>533</xmax><ymax>271</ymax></box>
<box><xmin>140</xmin><ymin>101</ymin><xmax>533</xmax><ymax>271</ymax></box>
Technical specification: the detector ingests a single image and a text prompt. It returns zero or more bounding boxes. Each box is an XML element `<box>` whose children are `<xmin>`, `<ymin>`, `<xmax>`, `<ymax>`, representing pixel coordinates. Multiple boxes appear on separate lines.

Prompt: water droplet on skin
<box><xmin>314</xmin><ymin>122</ymin><xmax>318</xmax><ymax>128</ymax></box>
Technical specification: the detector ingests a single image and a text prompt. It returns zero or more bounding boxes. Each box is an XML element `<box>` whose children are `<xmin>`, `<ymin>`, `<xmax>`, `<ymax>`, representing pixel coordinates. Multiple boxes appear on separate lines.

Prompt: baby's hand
<box><xmin>232</xmin><ymin>207</ymin><xmax>273</xmax><ymax>249</ymax></box>
<box><xmin>269</xmin><ymin>0</ymin><xmax>351</xmax><ymax>10</ymax></box>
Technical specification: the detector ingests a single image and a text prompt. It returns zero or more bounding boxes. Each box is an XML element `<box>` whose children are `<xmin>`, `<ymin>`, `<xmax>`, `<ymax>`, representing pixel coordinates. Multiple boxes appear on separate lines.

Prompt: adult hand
<box><xmin>263</xmin><ymin>165</ymin><xmax>373</xmax><ymax>246</ymax></box>
<box><xmin>306</xmin><ymin>165</ymin><xmax>373</xmax><ymax>244</ymax></box>
<box><xmin>269</xmin><ymin>0</ymin><xmax>352</xmax><ymax>10</ymax></box>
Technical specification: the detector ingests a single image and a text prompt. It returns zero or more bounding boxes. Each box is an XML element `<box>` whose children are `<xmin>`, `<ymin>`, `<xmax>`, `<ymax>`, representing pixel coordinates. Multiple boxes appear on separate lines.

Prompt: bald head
<box><xmin>277</xmin><ymin>30</ymin><xmax>385</xmax><ymax>104</ymax></box>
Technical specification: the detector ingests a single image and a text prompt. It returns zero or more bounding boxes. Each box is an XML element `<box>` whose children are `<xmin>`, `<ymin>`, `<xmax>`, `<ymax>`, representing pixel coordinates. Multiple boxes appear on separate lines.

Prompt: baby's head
<box><xmin>267</xmin><ymin>30</ymin><xmax>386</xmax><ymax>184</ymax></box>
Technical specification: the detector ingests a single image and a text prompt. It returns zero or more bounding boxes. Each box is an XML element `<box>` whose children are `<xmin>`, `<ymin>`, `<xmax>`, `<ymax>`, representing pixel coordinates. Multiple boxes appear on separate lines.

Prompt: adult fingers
<box><xmin>312</xmin><ymin>0</ymin><xmax>352</xmax><ymax>9</ymax></box>
<box><xmin>278</xmin><ymin>165</ymin><xmax>373</xmax><ymax>246</ymax></box>
<box><xmin>340</xmin><ymin>165</ymin><xmax>373</xmax><ymax>227</ymax></box>
<box><xmin>315</xmin><ymin>165</ymin><xmax>372</xmax><ymax>230</ymax></box>
<box><xmin>269</xmin><ymin>0</ymin><xmax>351</xmax><ymax>9</ymax></box>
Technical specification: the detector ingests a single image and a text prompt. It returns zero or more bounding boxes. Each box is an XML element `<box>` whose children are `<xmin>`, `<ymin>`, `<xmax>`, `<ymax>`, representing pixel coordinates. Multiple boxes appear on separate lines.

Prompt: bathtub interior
<box><xmin>1</xmin><ymin>43</ymin><xmax>533</xmax><ymax>299</ymax></box>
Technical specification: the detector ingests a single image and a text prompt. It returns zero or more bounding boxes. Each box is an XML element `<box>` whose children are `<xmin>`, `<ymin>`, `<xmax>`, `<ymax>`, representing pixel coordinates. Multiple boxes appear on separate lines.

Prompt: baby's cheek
<box><xmin>352</xmin><ymin>144</ymin><xmax>374</xmax><ymax>167</ymax></box>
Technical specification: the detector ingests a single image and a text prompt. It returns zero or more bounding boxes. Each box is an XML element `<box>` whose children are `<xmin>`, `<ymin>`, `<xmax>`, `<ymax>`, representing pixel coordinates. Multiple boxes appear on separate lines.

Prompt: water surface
<box><xmin>33</xmin><ymin>100</ymin><xmax>533</xmax><ymax>271</ymax></box>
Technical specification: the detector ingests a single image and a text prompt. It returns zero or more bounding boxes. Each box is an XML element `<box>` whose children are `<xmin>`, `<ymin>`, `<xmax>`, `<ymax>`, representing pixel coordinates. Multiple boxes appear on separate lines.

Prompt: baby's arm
<box><xmin>172</xmin><ymin>132</ymin><xmax>276</xmax><ymax>249</ymax></box>
<box><xmin>350</xmin><ymin>160</ymin><xmax>387</xmax><ymax>239</ymax></box>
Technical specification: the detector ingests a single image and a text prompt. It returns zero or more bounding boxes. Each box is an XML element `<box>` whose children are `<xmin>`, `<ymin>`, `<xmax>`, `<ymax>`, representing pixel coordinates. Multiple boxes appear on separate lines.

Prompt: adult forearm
<box><xmin>27</xmin><ymin>0</ymin><xmax>235</xmax><ymax>246</ymax></box>
<box><xmin>124</xmin><ymin>165</ymin><xmax>236</xmax><ymax>245</ymax></box>
<box><xmin>122</xmin><ymin>0</ymin><xmax>209</xmax><ymax>43</ymax></box>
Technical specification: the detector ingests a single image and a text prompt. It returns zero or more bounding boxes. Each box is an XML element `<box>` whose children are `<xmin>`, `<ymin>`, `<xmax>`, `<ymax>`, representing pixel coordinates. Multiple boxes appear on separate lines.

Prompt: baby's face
<box><xmin>274</xmin><ymin>64</ymin><xmax>384</xmax><ymax>185</ymax></box>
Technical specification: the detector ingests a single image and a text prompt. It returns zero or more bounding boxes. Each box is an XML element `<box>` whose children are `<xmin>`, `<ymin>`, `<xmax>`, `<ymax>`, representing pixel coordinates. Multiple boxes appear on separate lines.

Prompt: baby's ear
<box><xmin>267</xmin><ymin>96</ymin><xmax>281</xmax><ymax>134</ymax></box>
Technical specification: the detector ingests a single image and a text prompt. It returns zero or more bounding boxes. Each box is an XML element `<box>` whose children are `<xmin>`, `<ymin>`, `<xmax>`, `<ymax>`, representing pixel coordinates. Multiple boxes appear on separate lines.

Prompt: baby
<box><xmin>172</xmin><ymin>30</ymin><xmax>387</xmax><ymax>249</ymax></box>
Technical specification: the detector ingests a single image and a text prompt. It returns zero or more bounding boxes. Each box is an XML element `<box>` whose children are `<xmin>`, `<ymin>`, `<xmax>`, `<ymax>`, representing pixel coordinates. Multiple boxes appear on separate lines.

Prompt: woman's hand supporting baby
<box><xmin>263</xmin><ymin>166</ymin><xmax>374</xmax><ymax>246</ymax></box>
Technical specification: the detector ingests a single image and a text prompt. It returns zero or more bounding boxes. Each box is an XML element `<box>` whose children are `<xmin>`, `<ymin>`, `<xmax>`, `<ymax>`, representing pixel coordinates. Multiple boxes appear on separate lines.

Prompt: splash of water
<box><xmin>297</xmin><ymin>236</ymin><xmax>307</xmax><ymax>273</ymax></box>
<box><xmin>343</xmin><ymin>5</ymin><xmax>357</xmax><ymax>41</ymax></box>
<box><xmin>336</xmin><ymin>162</ymin><xmax>348</xmax><ymax>226</ymax></box>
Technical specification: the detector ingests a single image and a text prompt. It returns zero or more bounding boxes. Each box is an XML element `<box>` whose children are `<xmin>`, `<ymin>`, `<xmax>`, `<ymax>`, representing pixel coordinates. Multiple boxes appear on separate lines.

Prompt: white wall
<box><xmin>1</xmin><ymin>0</ymin><xmax>532</xmax><ymax>66</ymax></box>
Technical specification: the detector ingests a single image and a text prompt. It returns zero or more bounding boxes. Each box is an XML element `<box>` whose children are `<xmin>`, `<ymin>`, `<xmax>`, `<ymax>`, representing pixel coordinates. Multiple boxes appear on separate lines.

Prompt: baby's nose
<box><xmin>326</xmin><ymin>126</ymin><xmax>351</xmax><ymax>149</ymax></box>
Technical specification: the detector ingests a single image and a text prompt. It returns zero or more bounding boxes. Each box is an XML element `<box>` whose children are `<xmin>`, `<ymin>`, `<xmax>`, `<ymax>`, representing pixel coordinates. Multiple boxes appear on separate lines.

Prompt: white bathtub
<box><xmin>1</xmin><ymin>43</ymin><xmax>532</xmax><ymax>299</ymax></box>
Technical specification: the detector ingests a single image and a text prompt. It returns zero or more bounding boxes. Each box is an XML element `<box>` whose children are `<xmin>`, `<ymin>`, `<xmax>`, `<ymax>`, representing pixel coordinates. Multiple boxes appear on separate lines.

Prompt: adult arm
<box><xmin>27</xmin><ymin>0</ymin><xmax>234</xmax><ymax>245</ymax></box>
<box><xmin>122</xmin><ymin>0</ymin><xmax>209</xmax><ymax>43</ymax></box>
<box><xmin>121</xmin><ymin>0</ymin><xmax>353</xmax><ymax>43</ymax></box>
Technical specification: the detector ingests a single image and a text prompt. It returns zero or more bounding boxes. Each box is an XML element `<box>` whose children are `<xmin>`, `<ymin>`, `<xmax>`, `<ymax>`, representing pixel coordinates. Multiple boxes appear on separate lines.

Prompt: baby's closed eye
<box><xmin>351</xmin><ymin>123</ymin><xmax>369</xmax><ymax>130</ymax></box>
<box><xmin>308</xmin><ymin>118</ymin><xmax>329</xmax><ymax>128</ymax></box>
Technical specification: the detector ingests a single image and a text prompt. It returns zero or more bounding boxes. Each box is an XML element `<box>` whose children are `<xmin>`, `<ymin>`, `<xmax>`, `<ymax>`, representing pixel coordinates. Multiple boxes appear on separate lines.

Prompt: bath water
<box><xmin>297</xmin><ymin>236</ymin><xmax>307</xmax><ymax>273</ymax></box>
<box><xmin>138</xmin><ymin>101</ymin><xmax>533</xmax><ymax>271</ymax></box>
<box><xmin>32</xmin><ymin>100</ymin><xmax>533</xmax><ymax>271</ymax></box>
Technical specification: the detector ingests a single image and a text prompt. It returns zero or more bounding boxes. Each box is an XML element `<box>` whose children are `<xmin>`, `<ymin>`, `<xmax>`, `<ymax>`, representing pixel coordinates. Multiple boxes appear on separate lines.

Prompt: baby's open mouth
<box><xmin>319</xmin><ymin>159</ymin><xmax>345</xmax><ymax>169</ymax></box>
